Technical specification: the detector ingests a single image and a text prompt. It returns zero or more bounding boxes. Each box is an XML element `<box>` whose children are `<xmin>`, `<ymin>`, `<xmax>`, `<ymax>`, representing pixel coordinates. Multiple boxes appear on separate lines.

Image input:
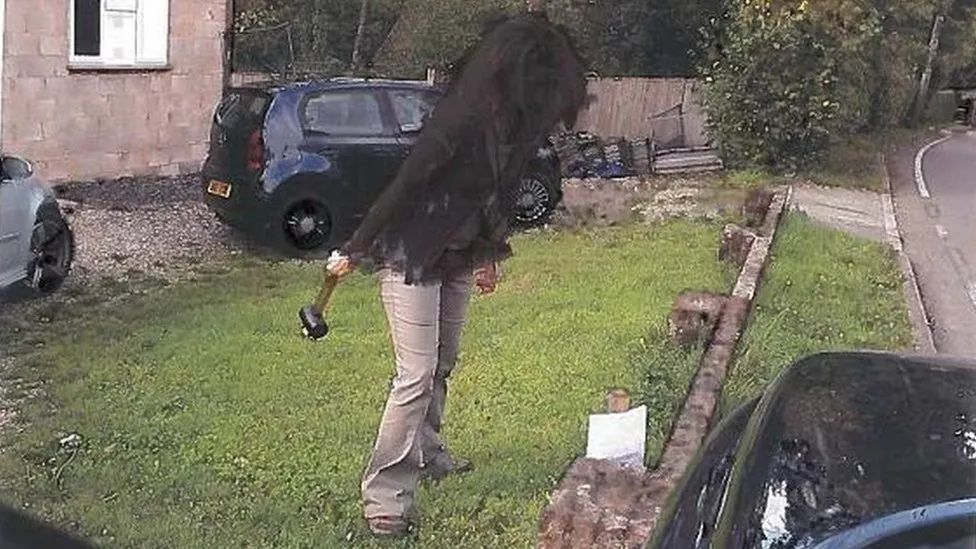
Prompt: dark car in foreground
<box><xmin>201</xmin><ymin>78</ymin><xmax>563</xmax><ymax>254</ymax></box>
<box><xmin>649</xmin><ymin>352</ymin><xmax>976</xmax><ymax>549</ymax></box>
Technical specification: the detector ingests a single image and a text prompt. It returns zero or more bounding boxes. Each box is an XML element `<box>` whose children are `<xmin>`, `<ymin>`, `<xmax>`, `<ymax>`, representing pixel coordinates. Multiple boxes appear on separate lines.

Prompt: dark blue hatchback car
<box><xmin>201</xmin><ymin>78</ymin><xmax>563</xmax><ymax>254</ymax></box>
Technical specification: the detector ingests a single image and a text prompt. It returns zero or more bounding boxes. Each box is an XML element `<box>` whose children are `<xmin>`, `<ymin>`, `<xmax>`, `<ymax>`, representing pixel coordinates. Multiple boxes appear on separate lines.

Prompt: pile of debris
<box><xmin>552</xmin><ymin>132</ymin><xmax>724</xmax><ymax>179</ymax></box>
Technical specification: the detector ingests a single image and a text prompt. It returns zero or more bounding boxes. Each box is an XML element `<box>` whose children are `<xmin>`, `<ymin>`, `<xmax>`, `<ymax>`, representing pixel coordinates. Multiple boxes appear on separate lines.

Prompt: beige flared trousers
<box><xmin>361</xmin><ymin>268</ymin><xmax>473</xmax><ymax>519</ymax></box>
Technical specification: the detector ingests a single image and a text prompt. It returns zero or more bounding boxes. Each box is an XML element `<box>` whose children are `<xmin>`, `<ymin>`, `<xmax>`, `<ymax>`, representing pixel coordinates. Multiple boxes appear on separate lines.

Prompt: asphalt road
<box><xmin>892</xmin><ymin>131</ymin><xmax>976</xmax><ymax>357</ymax></box>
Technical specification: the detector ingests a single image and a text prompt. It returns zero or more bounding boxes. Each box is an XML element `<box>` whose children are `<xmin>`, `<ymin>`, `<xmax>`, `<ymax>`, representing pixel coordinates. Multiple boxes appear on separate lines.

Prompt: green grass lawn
<box><xmin>722</xmin><ymin>213</ymin><xmax>913</xmax><ymax>414</ymax></box>
<box><xmin>0</xmin><ymin>220</ymin><xmax>732</xmax><ymax>549</ymax></box>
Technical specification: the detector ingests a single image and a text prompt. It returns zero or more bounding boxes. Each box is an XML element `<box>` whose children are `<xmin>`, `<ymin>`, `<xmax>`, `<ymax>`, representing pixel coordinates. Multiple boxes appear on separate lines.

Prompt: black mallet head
<box><xmin>299</xmin><ymin>305</ymin><xmax>329</xmax><ymax>340</ymax></box>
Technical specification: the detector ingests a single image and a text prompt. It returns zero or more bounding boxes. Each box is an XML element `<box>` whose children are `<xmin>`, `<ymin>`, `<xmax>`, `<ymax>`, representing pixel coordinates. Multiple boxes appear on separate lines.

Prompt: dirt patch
<box><xmin>554</xmin><ymin>176</ymin><xmax>746</xmax><ymax>229</ymax></box>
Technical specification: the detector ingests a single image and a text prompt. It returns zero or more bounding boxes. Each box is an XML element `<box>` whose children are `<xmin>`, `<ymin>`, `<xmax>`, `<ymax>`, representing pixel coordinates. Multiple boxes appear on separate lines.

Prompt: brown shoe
<box><xmin>366</xmin><ymin>516</ymin><xmax>411</xmax><ymax>537</ymax></box>
<box><xmin>421</xmin><ymin>452</ymin><xmax>474</xmax><ymax>482</ymax></box>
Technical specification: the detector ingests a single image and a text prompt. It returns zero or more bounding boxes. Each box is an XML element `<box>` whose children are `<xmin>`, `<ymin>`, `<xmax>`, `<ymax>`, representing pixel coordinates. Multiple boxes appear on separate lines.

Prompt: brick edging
<box><xmin>538</xmin><ymin>189</ymin><xmax>790</xmax><ymax>548</ymax></box>
<box><xmin>636</xmin><ymin>188</ymin><xmax>788</xmax><ymax>527</ymax></box>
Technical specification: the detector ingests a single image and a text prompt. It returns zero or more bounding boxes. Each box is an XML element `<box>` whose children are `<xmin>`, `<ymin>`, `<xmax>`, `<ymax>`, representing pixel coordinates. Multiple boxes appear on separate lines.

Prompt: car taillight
<box><xmin>247</xmin><ymin>130</ymin><xmax>265</xmax><ymax>172</ymax></box>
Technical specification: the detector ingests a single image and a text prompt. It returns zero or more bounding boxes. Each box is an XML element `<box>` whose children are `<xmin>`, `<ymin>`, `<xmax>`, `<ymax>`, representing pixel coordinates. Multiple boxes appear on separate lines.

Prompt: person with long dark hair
<box><xmin>327</xmin><ymin>7</ymin><xmax>587</xmax><ymax>537</ymax></box>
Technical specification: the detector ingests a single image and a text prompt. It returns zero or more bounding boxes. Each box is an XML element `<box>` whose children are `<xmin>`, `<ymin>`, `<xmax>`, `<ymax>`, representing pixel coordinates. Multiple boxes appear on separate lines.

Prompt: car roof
<box><xmin>230</xmin><ymin>77</ymin><xmax>440</xmax><ymax>96</ymax></box>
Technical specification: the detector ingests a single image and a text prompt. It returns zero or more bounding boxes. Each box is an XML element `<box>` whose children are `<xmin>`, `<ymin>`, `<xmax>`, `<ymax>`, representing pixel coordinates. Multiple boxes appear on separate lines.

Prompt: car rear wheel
<box><xmin>27</xmin><ymin>211</ymin><xmax>74</xmax><ymax>294</ymax></box>
<box><xmin>513</xmin><ymin>174</ymin><xmax>556</xmax><ymax>225</ymax></box>
<box><xmin>278</xmin><ymin>198</ymin><xmax>333</xmax><ymax>253</ymax></box>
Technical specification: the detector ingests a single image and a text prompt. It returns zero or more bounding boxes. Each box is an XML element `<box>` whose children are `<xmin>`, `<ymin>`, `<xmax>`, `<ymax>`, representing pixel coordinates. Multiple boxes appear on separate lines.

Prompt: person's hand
<box><xmin>474</xmin><ymin>263</ymin><xmax>499</xmax><ymax>295</ymax></box>
<box><xmin>327</xmin><ymin>251</ymin><xmax>356</xmax><ymax>279</ymax></box>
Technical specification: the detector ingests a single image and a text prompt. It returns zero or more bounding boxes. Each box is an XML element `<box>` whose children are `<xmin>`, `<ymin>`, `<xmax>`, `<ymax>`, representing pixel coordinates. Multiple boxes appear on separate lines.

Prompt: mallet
<box><xmin>298</xmin><ymin>252</ymin><xmax>345</xmax><ymax>340</ymax></box>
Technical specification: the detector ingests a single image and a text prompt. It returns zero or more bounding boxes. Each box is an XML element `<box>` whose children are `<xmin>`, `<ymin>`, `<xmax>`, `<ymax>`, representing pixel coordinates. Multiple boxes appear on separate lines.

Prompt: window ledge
<box><xmin>68</xmin><ymin>63</ymin><xmax>171</xmax><ymax>73</ymax></box>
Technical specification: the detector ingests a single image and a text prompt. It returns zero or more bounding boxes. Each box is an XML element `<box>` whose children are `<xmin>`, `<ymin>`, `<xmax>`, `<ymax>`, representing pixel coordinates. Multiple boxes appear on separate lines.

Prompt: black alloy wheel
<box><xmin>28</xmin><ymin>215</ymin><xmax>74</xmax><ymax>294</ymax></box>
<box><xmin>282</xmin><ymin>199</ymin><xmax>332</xmax><ymax>251</ymax></box>
<box><xmin>513</xmin><ymin>175</ymin><xmax>553</xmax><ymax>225</ymax></box>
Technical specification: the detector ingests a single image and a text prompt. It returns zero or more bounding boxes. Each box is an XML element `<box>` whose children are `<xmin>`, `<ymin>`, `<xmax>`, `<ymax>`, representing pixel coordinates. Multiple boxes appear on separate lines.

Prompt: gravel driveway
<box><xmin>55</xmin><ymin>174</ymin><xmax>250</xmax><ymax>284</ymax></box>
<box><xmin>0</xmin><ymin>174</ymin><xmax>258</xmax><ymax>322</ymax></box>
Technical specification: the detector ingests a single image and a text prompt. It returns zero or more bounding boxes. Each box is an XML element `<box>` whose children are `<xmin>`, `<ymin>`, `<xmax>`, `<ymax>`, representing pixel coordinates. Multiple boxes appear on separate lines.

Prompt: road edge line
<box><xmin>882</xmin><ymin>153</ymin><xmax>936</xmax><ymax>354</ymax></box>
<box><xmin>914</xmin><ymin>135</ymin><xmax>950</xmax><ymax>199</ymax></box>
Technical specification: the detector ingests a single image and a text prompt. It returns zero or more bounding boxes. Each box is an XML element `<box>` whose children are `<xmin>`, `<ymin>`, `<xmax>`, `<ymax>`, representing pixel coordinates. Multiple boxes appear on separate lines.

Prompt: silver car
<box><xmin>0</xmin><ymin>155</ymin><xmax>74</xmax><ymax>299</ymax></box>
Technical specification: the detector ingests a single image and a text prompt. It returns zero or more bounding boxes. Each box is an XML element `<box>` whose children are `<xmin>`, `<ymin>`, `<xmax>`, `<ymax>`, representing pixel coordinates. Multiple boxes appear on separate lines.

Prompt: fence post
<box><xmin>222</xmin><ymin>0</ymin><xmax>234</xmax><ymax>92</ymax></box>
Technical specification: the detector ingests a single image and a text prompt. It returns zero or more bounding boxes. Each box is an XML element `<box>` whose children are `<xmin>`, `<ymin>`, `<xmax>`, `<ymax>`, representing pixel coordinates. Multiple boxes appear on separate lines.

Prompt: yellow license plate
<box><xmin>207</xmin><ymin>180</ymin><xmax>232</xmax><ymax>198</ymax></box>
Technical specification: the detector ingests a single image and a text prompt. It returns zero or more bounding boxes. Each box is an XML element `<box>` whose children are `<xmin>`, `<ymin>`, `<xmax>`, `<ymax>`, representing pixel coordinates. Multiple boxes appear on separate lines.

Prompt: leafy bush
<box><xmin>698</xmin><ymin>0</ymin><xmax>969</xmax><ymax>171</ymax></box>
<box><xmin>701</xmin><ymin>1</ymin><xmax>839</xmax><ymax>171</ymax></box>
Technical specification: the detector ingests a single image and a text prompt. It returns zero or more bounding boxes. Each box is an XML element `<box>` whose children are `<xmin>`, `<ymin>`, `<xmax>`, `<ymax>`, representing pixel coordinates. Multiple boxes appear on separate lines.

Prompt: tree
<box><xmin>700</xmin><ymin>1</ymin><xmax>840</xmax><ymax>170</ymax></box>
<box><xmin>937</xmin><ymin>0</ymin><xmax>976</xmax><ymax>88</ymax></box>
<box><xmin>912</xmin><ymin>0</ymin><xmax>955</xmax><ymax>126</ymax></box>
<box><xmin>372</xmin><ymin>0</ymin><xmax>522</xmax><ymax>77</ymax></box>
<box><xmin>372</xmin><ymin>0</ymin><xmax>657</xmax><ymax>77</ymax></box>
<box><xmin>351</xmin><ymin>0</ymin><xmax>371</xmax><ymax>69</ymax></box>
<box><xmin>645</xmin><ymin>0</ymin><xmax>724</xmax><ymax>76</ymax></box>
<box><xmin>233</xmin><ymin>0</ymin><xmax>403</xmax><ymax>76</ymax></box>
<box><xmin>699</xmin><ymin>0</ymin><xmax>976</xmax><ymax>170</ymax></box>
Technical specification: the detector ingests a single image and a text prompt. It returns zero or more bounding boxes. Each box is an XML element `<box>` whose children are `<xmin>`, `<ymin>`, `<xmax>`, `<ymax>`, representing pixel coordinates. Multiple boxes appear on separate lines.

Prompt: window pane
<box><xmin>303</xmin><ymin>92</ymin><xmax>385</xmax><ymax>135</ymax></box>
<box><xmin>73</xmin><ymin>0</ymin><xmax>100</xmax><ymax>56</ymax></box>
<box><xmin>105</xmin><ymin>0</ymin><xmax>136</xmax><ymax>10</ymax></box>
<box><xmin>390</xmin><ymin>90</ymin><xmax>438</xmax><ymax>128</ymax></box>
<box><xmin>102</xmin><ymin>10</ymin><xmax>137</xmax><ymax>63</ymax></box>
<box><xmin>137</xmin><ymin>0</ymin><xmax>169</xmax><ymax>64</ymax></box>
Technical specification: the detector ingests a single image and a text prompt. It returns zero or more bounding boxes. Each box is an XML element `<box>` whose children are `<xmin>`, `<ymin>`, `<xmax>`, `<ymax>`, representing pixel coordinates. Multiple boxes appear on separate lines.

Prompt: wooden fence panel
<box><xmin>574</xmin><ymin>77</ymin><xmax>710</xmax><ymax>148</ymax></box>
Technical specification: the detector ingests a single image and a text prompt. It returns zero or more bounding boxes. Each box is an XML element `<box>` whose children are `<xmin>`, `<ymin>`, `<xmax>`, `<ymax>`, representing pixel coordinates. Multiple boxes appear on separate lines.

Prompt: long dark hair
<box><xmin>343</xmin><ymin>13</ymin><xmax>588</xmax><ymax>283</ymax></box>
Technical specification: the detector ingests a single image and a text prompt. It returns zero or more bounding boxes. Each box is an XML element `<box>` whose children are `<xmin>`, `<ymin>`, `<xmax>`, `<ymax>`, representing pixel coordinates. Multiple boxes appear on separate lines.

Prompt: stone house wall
<box><xmin>2</xmin><ymin>1</ymin><xmax>227</xmax><ymax>182</ymax></box>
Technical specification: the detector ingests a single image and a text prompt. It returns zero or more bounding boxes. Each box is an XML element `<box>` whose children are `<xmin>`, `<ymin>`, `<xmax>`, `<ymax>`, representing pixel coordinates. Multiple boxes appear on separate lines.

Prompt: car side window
<box><xmin>302</xmin><ymin>91</ymin><xmax>385</xmax><ymax>136</ymax></box>
<box><xmin>389</xmin><ymin>90</ymin><xmax>438</xmax><ymax>131</ymax></box>
<box><xmin>1</xmin><ymin>156</ymin><xmax>32</xmax><ymax>181</ymax></box>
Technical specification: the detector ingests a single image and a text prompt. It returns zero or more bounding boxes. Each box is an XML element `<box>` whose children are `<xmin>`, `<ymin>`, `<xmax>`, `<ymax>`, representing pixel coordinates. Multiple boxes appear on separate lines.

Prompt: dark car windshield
<box><xmin>720</xmin><ymin>354</ymin><xmax>976</xmax><ymax>548</ymax></box>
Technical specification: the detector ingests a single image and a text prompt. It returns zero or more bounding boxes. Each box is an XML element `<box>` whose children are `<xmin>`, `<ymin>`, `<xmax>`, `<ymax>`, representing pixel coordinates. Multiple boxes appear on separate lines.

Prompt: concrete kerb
<box><xmin>881</xmin><ymin>153</ymin><xmax>937</xmax><ymax>355</ymax></box>
<box><xmin>537</xmin><ymin>187</ymin><xmax>790</xmax><ymax>549</ymax></box>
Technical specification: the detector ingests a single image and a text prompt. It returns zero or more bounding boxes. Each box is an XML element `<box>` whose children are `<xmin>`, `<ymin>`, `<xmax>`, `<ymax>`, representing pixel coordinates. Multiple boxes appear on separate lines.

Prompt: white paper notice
<box><xmin>586</xmin><ymin>405</ymin><xmax>647</xmax><ymax>468</ymax></box>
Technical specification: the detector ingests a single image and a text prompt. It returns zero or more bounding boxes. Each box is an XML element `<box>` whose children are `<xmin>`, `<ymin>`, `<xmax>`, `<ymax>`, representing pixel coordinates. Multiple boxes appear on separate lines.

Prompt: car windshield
<box><xmin>727</xmin><ymin>355</ymin><xmax>976</xmax><ymax>547</ymax></box>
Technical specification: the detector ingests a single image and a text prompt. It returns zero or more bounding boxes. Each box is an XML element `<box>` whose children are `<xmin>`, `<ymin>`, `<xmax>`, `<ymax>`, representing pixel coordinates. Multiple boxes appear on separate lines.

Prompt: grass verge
<box><xmin>0</xmin><ymin>220</ymin><xmax>731</xmax><ymax>549</ymax></box>
<box><xmin>721</xmin><ymin>128</ymin><xmax>941</xmax><ymax>191</ymax></box>
<box><xmin>722</xmin><ymin>213</ymin><xmax>913</xmax><ymax>414</ymax></box>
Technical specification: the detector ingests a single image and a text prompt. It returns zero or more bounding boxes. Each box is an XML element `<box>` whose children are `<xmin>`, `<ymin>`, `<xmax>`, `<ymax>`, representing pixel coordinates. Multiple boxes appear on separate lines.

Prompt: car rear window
<box><xmin>214</xmin><ymin>91</ymin><xmax>270</xmax><ymax>131</ymax></box>
<box><xmin>302</xmin><ymin>91</ymin><xmax>385</xmax><ymax>135</ymax></box>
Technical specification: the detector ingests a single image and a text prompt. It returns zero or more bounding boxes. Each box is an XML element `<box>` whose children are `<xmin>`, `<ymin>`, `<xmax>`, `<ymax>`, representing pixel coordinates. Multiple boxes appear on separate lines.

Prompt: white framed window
<box><xmin>70</xmin><ymin>0</ymin><xmax>170</xmax><ymax>69</ymax></box>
